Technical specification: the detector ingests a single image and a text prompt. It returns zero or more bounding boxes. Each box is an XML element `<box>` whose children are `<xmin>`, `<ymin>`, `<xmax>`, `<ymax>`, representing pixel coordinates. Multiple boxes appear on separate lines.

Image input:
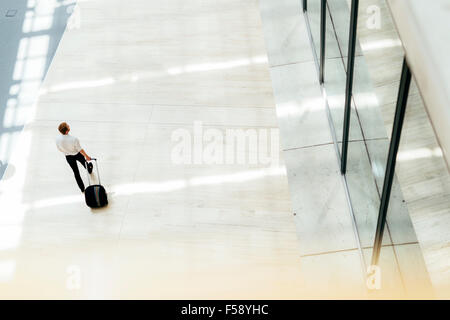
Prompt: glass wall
<box><xmin>304</xmin><ymin>0</ymin><xmax>437</xmax><ymax>296</ymax></box>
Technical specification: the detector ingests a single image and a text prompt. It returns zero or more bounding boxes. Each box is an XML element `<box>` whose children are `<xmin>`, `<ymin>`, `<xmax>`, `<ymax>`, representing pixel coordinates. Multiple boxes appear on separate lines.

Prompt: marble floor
<box><xmin>0</xmin><ymin>0</ymin><xmax>309</xmax><ymax>299</ymax></box>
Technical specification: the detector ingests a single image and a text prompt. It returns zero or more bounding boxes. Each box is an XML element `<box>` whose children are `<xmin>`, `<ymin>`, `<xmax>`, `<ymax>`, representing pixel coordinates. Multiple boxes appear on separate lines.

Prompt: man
<box><xmin>56</xmin><ymin>122</ymin><xmax>93</xmax><ymax>193</ymax></box>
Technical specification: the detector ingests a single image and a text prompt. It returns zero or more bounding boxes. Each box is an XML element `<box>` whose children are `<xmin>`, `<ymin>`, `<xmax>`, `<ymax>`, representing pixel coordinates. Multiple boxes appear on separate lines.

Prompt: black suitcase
<box><xmin>84</xmin><ymin>158</ymin><xmax>108</xmax><ymax>208</ymax></box>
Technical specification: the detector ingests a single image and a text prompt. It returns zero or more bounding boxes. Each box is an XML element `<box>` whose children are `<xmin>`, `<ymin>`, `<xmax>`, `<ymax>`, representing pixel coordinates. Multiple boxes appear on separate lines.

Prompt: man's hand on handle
<box><xmin>80</xmin><ymin>149</ymin><xmax>91</xmax><ymax>161</ymax></box>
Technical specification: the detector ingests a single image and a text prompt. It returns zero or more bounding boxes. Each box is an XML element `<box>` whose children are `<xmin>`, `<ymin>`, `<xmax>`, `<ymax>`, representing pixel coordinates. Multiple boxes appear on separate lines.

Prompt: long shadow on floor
<box><xmin>0</xmin><ymin>0</ymin><xmax>74</xmax><ymax>180</ymax></box>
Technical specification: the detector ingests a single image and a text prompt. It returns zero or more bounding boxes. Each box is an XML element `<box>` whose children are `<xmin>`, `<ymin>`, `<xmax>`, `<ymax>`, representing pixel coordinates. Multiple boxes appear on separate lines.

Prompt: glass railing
<box><xmin>303</xmin><ymin>0</ymin><xmax>441</xmax><ymax>297</ymax></box>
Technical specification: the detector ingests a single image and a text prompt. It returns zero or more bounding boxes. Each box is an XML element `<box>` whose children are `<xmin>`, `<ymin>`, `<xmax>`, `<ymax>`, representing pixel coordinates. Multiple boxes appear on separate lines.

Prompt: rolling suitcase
<box><xmin>84</xmin><ymin>158</ymin><xmax>108</xmax><ymax>208</ymax></box>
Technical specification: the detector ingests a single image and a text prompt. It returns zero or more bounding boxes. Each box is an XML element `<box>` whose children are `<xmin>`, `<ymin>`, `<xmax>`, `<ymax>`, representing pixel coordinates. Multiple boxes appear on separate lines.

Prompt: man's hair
<box><xmin>58</xmin><ymin>122</ymin><xmax>69</xmax><ymax>134</ymax></box>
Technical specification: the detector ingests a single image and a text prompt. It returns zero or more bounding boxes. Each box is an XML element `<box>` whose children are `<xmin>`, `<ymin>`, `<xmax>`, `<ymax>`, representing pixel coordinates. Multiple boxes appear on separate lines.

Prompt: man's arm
<box><xmin>79</xmin><ymin>149</ymin><xmax>91</xmax><ymax>161</ymax></box>
<box><xmin>74</xmin><ymin>137</ymin><xmax>91</xmax><ymax>161</ymax></box>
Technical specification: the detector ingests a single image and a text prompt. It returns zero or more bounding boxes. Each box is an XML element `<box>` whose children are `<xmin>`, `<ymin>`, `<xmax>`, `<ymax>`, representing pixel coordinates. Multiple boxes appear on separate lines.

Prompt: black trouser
<box><xmin>66</xmin><ymin>152</ymin><xmax>86</xmax><ymax>192</ymax></box>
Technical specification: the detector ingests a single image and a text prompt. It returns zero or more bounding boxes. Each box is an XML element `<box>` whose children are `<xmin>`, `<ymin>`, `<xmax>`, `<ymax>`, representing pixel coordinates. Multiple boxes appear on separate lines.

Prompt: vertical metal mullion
<box><xmin>340</xmin><ymin>0</ymin><xmax>359</xmax><ymax>174</ymax></box>
<box><xmin>371</xmin><ymin>57</ymin><xmax>411</xmax><ymax>266</ymax></box>
<box><xmin>303</xmin><ymin>0</ymin><xmax>307</xmax><ymax>12</ymax></box>
<box><xmin>319</xmin><ymin>0</ymin><xmax>326</xmax><ymax>83</ymax></box>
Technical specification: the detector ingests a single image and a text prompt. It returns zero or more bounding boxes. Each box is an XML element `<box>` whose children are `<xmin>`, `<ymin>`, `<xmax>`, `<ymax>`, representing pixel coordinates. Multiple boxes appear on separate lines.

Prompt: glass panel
<box><xmin>353</xmin><ymin>0</ymin><xmax>405</xmax><ymax>251</ymax></box>
<box><xmin>305</xmin><ymin>0</ymin><xmax>436</xmax><ymax>296</ymax></box>
<box><xmin>346</xmin><ymin>0</ymin><xmax>433</xmax><ymax>296</ymax></box>
<box><xmin>307</xmin><ymin>0</ymin><xmax>351</xmax><ymax>154</ymax></box>
<box><xmin>389</xmin><ymin>76</ymin><xmax>446</xmax><ymax>296</ymax></box>
<box><xmin>306</xmin><ymin>0</ymin><xmax>321</xmax><ymax>58</ymax></box>
<box><xmin>343</xmin><ymin>0</ymin><xmax>387</xmax><ymax>252</ymax></box>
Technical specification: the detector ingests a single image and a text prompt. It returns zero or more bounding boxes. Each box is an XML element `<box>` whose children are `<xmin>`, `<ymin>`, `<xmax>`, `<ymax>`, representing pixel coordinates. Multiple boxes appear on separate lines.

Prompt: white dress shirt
<box><xmin>56</xmin><ymin>134</ymin><xmax>82</xmax><ymax>156</ymax></box>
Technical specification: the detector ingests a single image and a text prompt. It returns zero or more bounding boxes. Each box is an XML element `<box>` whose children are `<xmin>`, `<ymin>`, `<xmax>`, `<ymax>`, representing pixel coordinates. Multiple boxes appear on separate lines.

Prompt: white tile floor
<box><xmin>0</xmin><ymin>0</ymin><xmax>308</xmax><ymax>299</ymax></box>
<box><xmin>283</xmin><ymin>144</ymin><xmax>357</xmax><ymax>255</ymax></box>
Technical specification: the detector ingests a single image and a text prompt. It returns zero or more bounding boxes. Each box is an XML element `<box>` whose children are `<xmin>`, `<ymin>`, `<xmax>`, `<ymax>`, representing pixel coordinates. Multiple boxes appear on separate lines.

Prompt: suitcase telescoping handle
<box><xmin>85</xmin><ymin>157</ymin><xmax>101</xmax><ymax>186</ymax></box>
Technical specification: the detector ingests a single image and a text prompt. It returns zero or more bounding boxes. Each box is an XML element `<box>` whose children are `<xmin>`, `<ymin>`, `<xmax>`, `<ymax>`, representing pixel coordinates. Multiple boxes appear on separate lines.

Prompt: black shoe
<box><xmin>87</xmin><ymin>162</ymin><xmax>93</xmax><ymax>174</ymax></box>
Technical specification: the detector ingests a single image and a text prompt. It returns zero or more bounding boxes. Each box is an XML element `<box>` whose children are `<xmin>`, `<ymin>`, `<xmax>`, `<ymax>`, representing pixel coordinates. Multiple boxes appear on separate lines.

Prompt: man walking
<box><xmin>56</xmin><ymin>122</ymin><xmax>93</xmax><ymax>193</ymax></box>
